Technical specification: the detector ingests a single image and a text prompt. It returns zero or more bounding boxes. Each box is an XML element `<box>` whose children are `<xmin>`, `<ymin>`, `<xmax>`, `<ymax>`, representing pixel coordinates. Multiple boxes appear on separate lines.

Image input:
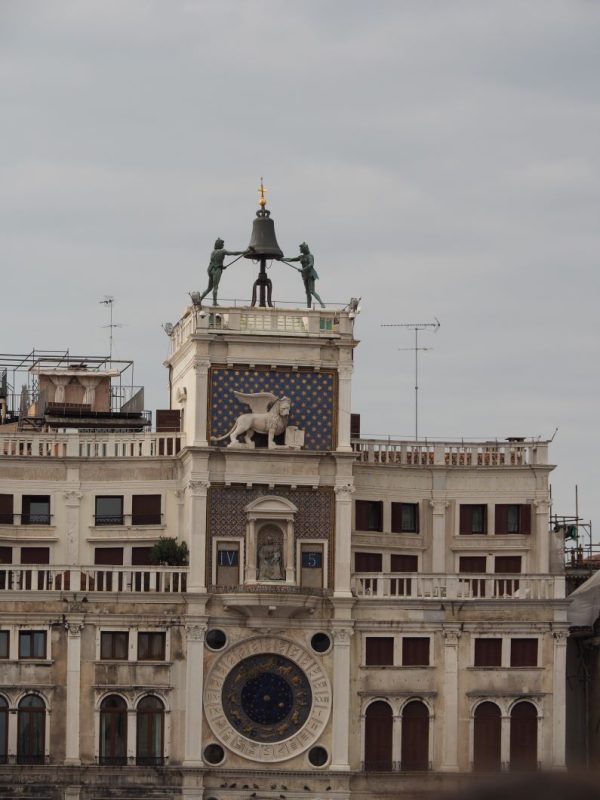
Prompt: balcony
<box><xmin>0</xmin><ymin>565</ymin><xmax>187</xmax><ymax>594</ymax></box>
<box><xmin>352</xmin><ymin>438</ymin><xmax>549</xmax><ymax>467</ymax></box>
<box><xmin>352</xmin><ymin>573</ymin><xmax>565</xmax><ymax>600</ymax></box>
<box><xmin>0</xmin><ymin>430</ymin><xmax>182</xmax><ymax>458</ymax></box>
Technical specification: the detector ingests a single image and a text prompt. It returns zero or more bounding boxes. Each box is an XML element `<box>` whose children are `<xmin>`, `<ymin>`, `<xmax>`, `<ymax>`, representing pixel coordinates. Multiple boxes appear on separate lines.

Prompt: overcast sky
<box><xmin>1</xmin><ymin>1</ymin><xmax>599</xmax><ymax>531</ymax></box>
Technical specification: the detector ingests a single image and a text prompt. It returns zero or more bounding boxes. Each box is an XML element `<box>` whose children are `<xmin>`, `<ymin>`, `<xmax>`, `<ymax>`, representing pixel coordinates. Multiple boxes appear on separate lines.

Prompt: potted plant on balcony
<box><xmin>150</xmin><ymin>537</ymin><xmax>189</xmax><ymax>566</ymax></box>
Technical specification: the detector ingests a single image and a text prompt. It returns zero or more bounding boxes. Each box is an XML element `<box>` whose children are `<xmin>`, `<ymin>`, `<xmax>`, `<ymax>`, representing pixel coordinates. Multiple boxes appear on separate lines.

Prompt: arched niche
<box><xmin>244</xmin><ymin>496</ymin><xmax>298</xmax><ymax>585</ymax></box>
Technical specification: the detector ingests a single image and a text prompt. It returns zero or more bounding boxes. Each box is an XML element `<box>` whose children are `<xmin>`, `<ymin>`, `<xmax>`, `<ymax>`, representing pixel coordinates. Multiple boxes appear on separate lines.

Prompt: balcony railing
<box><xmin>0</xmin><ymin>431</ymin><xmax>182</xmax><ymax>458</ymax></box>
<box><xmin>352</xmin><ymin>573</ymin><xmax>565</xmax><ymax>600</ymax></box>
<box><xmin>352</xmin><ymin>438</ymin><xmax>549</xmax><ymax>467</ymax></box>
<box><xmin>0</xmin><ymin>566</ymin><xmax>187</xmax><ymax>594</ymax></box>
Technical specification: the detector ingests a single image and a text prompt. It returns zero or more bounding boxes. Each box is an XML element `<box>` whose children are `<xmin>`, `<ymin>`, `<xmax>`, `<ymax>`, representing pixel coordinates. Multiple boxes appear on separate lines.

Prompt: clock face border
<box><xmin>203</xmin><ymin>636</ymin><xmax>332</xmax><ymax>763</ymax></box>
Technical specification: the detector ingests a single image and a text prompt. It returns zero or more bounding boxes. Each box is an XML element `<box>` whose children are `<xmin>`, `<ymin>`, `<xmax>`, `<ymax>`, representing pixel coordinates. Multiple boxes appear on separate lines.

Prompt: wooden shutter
<box><xmin>366</xmin><ymin>637</ymin><xmax>394</xmax><ymax>666</ymax></box>
<box><xmin>474</xmin><ymin>639</ymin><xmax>502</xmax><ymax>667</ymax></box>
<box><xmin>495</xmin><ymin>556</ymin><xmax>522</xmax><ymax>574</ymax></box>
<box><xmin>520</xmin><ymin>504</ymin><xmax>531</xmax><ymax>534</ymax></box>
<box><xmin>20</xmin><ymin>547</ymin><xmax>50</xmax><ymax>565</ymax></box>
<box><xmin>364</xmin><ymin>702</ymin><xmax>393</xmax><ymax>771</ymax></box>
<box><xmin>355</xmin><ymin>552</ymin><xmax>382</xmax><ymax>572</ymax></box>
<box><xmin>132</xmin><ymin>547</ymin><xmax>154</xmax><ymax>566</ymax></box>
<box><xmin>369</xmin><ymin>501</ymin><xmax>383</xmax><ymax>531</ymax></box>
<box><xmin>510</xmin><ymin>702</ymin><xmax>538</xmax><ymax>770</ymax></box>
<box><xmin>402</xmin><ymin>637</ymin><xmax>430</xmax><ymax>666</ymax></box>
<box><xmin>401</xmin><ymin>701</ymin><xmax>429</xmax><ymax>771</ymax></box>
<box><xmin>0</xmin><ymin>495</ymin><xmax>13</xmax><ymax>523</ymax></box>
<box><xmin>473</xmin><ymin>703</ymin><xmax>502</xmax><ymax>771</ymax></box>
<box><xmin>156</xmin><ymin>409</ymin><xmax>181</xmax><ymax>432</ymax></box>
<box><xmin>131</xmin><ymin>495</ymin><xmax>161</xmax><ymax>524</ymax></box>
<box><xmin>355</xmin><ymin>501</ymin><xmax>370</xmax><ymax>531</ymax></box>
<box><xmin>510</xmin><ymin>639</ymin><xmax>538</xmax><ymax>667</ymax></box>
<box><xmin>350</xmin><ymin>413</ymin><xmax>361</xmax><ymax>438</ymax></box>
<box><xmin>0</xmin><ymin>547</ymin><xmax>12</xmax><ymax>564</ymax></box>
<box><xmin>391</xmin><ymin>554</ymin><xmax>418</xmax><ymax>572</ymax></box>
<box><xmin>391</xmin><ymin>503</ymin><xmax>402</xmax><ymax>533</ymax></box>
<box><xmin>459</xmin><ymin>556</ymin><xmax>486</xmax><ymax>573</ymax></box>
<box><xmin>459</xmin><ymin>505</ymin><xmax>473</xmax><ymax>535</ymax></box>
<box><xmin>94</xmin><ymin>547</ymin><xmax>124</xmax><ymax>566</ymax></box>
<box><xmin>495</xmin><ymin>505</ymin><xmax>509</xmax><ymax>534</ymax></box>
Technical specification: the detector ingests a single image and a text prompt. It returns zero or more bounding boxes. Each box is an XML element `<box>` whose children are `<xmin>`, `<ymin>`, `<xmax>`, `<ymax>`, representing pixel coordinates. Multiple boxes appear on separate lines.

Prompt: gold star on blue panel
<box><xmin>210</xmin><ymin>368</ymin><xmax>335</xmax><ymax>450</ymax></box>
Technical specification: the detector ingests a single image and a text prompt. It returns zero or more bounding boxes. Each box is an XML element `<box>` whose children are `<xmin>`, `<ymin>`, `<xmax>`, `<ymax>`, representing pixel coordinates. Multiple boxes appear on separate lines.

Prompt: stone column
<box><xmin>440</xmin><ymin>628</ymin><xmax>461</xmax><ymax>771</ymax></box>
<box><xmin>535</xmin><ymin>500</ymin><xmax>550</xmax><ymax>573</ymax></box>
<box><xmin>187</xmin><ymin>480</ymin><xmax>209</xmax><ymax>592</ymax></box>
<box><xmin>337</xmin><ymin>365</ymin><xmax>353</xmax><ymax>452</ymax></box>
<box><xmin>552</xmin><ymin>631</ymin><xmax>568</xmax><ymax>769</ymax></box>
<box><xmin>64</xmin><ymin>619</ymin><xmax>84</xmax><ymax>765</ymax></box>
<box><xmin>63</xmin><ymin>491</ymin><xmax>82</xmax><ymax>569</ymax></box>
<box><xmin>193</xmin><ymin>359</ymin><xmax>210</xmax><ymax>447</ymax></box>
<box><xmin>334</xmin><ymin>484</ymin><xmax>354</xmax><ymax>597</ymax></box>
<box><xmin>330</xmin><ymin>627</ymin><xmax>353</xmax><ymax>770</ymax></box>
<box><xmin>184</xmin><ymin>623</ymin><xmax>207</xmax><ymax>766</ymax></box>
<box><xmin>430</xmin><ymin>500</ymin><xmax>448</xmax><ymax>573</ymax></box>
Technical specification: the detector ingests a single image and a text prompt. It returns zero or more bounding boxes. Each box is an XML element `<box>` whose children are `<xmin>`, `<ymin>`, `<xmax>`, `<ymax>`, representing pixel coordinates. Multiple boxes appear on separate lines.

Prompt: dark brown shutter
<box><xmin>132</xmin><ymin>547</ymin><xmax>154</xmax><ymax>566</ymax></box>
<box><xmin>370</xmin><ymin>501</ymin><xmax>383</xmax><ymax>531</ymax></box>
<box><xmin>474</xmin><ymin>702</ymin><xmax>502</xmax><ymax>771</ymax></box>
<box><xmin>366</xmin><ymin>637</ymin><xmax>394</xmax><ymax>666</ymax></box>
<box><xmin>459</xmin><ymin>505</ymin><xmax>473</xmax><ymax>535</ymax></box>
<box><xmin>495</xmin><ymin>556</ymin><xmax>522</xmax><ymax>574</ymax></box>
<box><xmin>131</xmin><ymin>495</ymin><xmax>161</xmax><ymax>524</ymax></box>
<box><xmin>350</xmin><ymin>413</ymin><xmax>361</xmax><ymax>438</ymax></box>
<box><xmin>520</xmin><ymin>504</ymin><xmax>531</xmax><ymax>535</ymax></box>
<box><xmin>0</xmin><ymin>547</ymin><xmax>12</xmax><ymax>564</ymax></box>
<box><xmin>401</xmin><ymin>701</ymin><xmax>429</xmax><ymax>771</ymax></box>
<box><xmin>510</xmin><ymin>702</ymin><xmax>538</xmax><ymax>770</ymax></box>
<box><xmin>495</xmin><ymin>505</ymin><xmax>509</xmax><ymax>534</ymax></box>
<box><xmin>156</xmin><ymin>409</ymin><xmax>181</xmax><ymax>432</ymax></box>
<box><xmin>0</xmin><ymin>495</ymin><xmax>13</xmax><ymax>524</ymax></box>
<box><xmin>459</xmin><ymin>556</ymin><xmax>487</xmax><ymax>573</ymax></box>
<box><xmin>391</xmin><ymin>503</ymin><xmax>402</xmax><ymax>533</ymax></box>
<box><xmin>391</xmin><ymin>554</ymin><xmax>418</xmax><ymax>572</ymax></box>
<box><xmin>355</xmin><ymin>552</ymin><xmax>382</xmax><ymax>572</ymax></box>
<box><xmin>414</xmin><ymin>502</ymin><xmax>420</xmax><ymax>533</ymax></box>
<box><xmin>510</xmin><ymin>638</ymin><xmax>538</xmax><ymax>667</ymax></box>
<box><xmin>402</xmin><ymin>637</ymin><xmax>430</xmax><ymax>666</ymax></box>
<box><xmin>364</xmin><ymin>701</ymin><xmax>393</xmax><ymax>771</ymax></box>
<box><xmin>355</xmin><ymin>500</ymin><xmax>370</xmax><ymax>531</ymax></box>
<box><xmin>20</xmin><ymin>547</ymin><xmax>50</xmax><ymax>565</ymax></box>
<box><xmin>94</xmin><ymin>547</ymin><xmax>124</xmax><ymax>566</ymax></box>
<box><xmin>474</xmin><ymin>639</ymin><xmax>502</xmax><ymax>667</ymax></box>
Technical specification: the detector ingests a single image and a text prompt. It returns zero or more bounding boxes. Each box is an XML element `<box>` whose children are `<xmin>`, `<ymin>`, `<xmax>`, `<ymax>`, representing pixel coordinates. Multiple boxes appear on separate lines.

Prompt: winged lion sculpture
<box><xmin>212</xmin><ymin>391</ymin><xmax>292</xmax><ymax>448</ymax></box>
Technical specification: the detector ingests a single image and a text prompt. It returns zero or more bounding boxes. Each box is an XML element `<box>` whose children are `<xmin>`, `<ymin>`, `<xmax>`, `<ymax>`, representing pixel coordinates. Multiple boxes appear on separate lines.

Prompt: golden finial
<box><xmin>258</xmin><ymin>177</ymin><xmax>267</xmax><ymax>208</ymax></box>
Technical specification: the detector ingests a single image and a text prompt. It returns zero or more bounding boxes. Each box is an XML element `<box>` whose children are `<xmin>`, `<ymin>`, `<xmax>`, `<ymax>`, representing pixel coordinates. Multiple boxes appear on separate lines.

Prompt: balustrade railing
<box><xmin>0</xmin><ymin>566</ymin><xmax>187</xmax><ymax>594</ymax></box>
<box><xmin>352</xmin><ymin>439</ymin><xmax>549</xmax><ymax>467</ymax></box>
<box><xmin>0</xmin><ymin>431</ymin><xmax>182</xmax><ymax>458</ymax></box>
<box><xmin>352</xmin><ymin>573</ymin><xmax>564</xmax><ymax>600</ymax></box>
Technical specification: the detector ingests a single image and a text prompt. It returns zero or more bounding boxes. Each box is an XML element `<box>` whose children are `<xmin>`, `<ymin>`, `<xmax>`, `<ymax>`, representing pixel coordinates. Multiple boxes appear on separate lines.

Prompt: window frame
<box><xmin>94</xmin><ymin>496</ymin><xmax>125</xmax><ymax>526</ymax></box>
<box><xmin>100</xmin><ymin>631</ymin><xmax>129</xmax><ymax>661</ymax></box>
<box><xmin>18</xmin><ymin>630</ymin><xmax>47</xmax><ymax>660</ymax></box>
<box><xmin>0</xmin><ymin>631</ymin><xmax>9</xmax><ymax>659</ymax></box>
<box><xmin>137</xmin><ymin>631</ymin><xmax>167</xmax><ymax>662</ymax></box>
<box><xmin>391</xmin><ymin>502</ymin><xmax>421</xmax><ymax>534</ymax></box>
<box><xmin>459</xmin><ymin>504</ymin><xmax>488</xmax><ymax>535</ymax></box>
<box><xmin>131</xmin><ymin>494</ymin><xmax>162</xmax><ymax>526</ymax></box>
<box><xmin>21</xmin><ymin>496</ymin><xmax>51</xmax><ymax>526</ymax></box>
<box><xmin>355</xmin><ymin>500</ymin><xmax>383</xmax><ymax>532</ymax></box>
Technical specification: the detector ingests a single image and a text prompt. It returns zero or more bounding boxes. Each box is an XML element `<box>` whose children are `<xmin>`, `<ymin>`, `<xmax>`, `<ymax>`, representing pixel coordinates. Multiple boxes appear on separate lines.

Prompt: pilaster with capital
<box><xmin>193</xmin><ymin>359</ymin><xmax>211</xmax><ymax>447</ymax></box>
<box><xmin>184</xmin><ymin>621</ymin><xmax>208</xmax><ymax>766</ymax></box>
<box><xmin>331</xmin><ymin>626</ymin><xmax>354</xmax><ymax>770</ymax></box>
<box><xmin>440</xmin><ymin>627</ymin><xmax>461</xmax><ymax>771</ymax></box>
<box><xmin>63</xmin><ymin>491</ymin><xmax>82</xmax><ymax>566</ymax></box>
<box><xmin>64</xmin><ymin>617</ymin><xmax>85</xmax><ymax>765</ymax></box>
<box><xmin>534</xmin><ymin>499</ymin><xmax>551</xmax><ymax>572</ymax></box>
<box><xmin>337</xmin><ymin>364</ymin><xmax>354</xmax><ymax>452</ymax></box>
<box><xmin>552</xmin><ymin>630</ymin><xmax>568</xmax><ymax>768</ymax></box>
<box><xmin>429</xmin><ymin>499</ymin><xmax>449</xmax><ymax>573</ymax></box>
<box><xmin>334</xmin><ymin>483</ymin><xmax>354</xmax><ymax>596</ymax></box>
<box><xmin>187</xmin><ymin>480</ymin><xmax>210</xmax><ymax>592</ymax></box>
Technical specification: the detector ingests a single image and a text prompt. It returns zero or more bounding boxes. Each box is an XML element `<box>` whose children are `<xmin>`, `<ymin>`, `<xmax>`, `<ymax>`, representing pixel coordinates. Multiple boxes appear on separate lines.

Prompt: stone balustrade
<box><xmin>352</xmin><ymin>572</ymin><xmax>565</xmax><ymax>600</ymax></box>
<box><xmin>352</xmin><ymin>438</ymin><xmax>549</xmax><ymax>467</ymax></box>
<box><xmin>0</xmin><ymin>431</ymin><xmax>182</xmax><ymax>458</ymax></box>
<box><xmin>0</xmin><ymin>565</ymin><xmax>187</xmax><ymax>593</ymax></box>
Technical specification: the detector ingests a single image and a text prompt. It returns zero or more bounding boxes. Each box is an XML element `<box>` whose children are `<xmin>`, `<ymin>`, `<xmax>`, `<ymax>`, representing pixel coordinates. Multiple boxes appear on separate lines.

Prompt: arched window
<box><xmin>100</xmin><ymin>695</ymin><xmax>127</xmax><ymax>765</ymax></box>
<box><xmin>510</xmin><ymin>701</ymin><xmax>538</xmax><ymax>771</ymax></box>
<box><xmin>136</xmin><ymin>696</ymin><xmax>164</xmax><ymax>765</ymax></box>
<box><xmin>0</xmin><ymin>697</ymin><xmax>7</xmax><ymax>764</ymax></box>
<box><xmin>17</xmin><ymin>695</ymin><xmax>45</xmax><ymax>764</ymax></box>
<box><xmin>364</xmin><ymin>701</ymin><xmax>393</xmax><ymax>771</ymax></box>
<box><xmin>473</xmin><ymin>702</ymin><xmax>501</xmax><ymax>771</ymax></box>
<box><xmin>401</xmin><ymin>700</ymin><xmax>429</xmax><ymax>771</ymax></box>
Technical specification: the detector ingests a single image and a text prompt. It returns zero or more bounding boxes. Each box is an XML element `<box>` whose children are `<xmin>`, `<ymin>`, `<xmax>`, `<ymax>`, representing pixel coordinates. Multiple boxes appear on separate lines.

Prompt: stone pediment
<box><xmin>244</xmin><ymin>495</ymin><xmax>298</xmax><ymax>520</ymax></box>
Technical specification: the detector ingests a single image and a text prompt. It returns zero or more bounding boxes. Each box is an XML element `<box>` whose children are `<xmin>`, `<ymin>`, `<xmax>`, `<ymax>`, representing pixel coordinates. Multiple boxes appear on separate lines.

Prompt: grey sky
<box><xmin>1</xmin><ymin>0</ymin><xmax>599</xmax><ymax>530</ymax></box>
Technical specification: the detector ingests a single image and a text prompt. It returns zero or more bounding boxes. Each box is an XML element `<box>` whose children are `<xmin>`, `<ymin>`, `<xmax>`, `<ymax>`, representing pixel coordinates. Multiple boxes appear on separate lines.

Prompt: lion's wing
<box><xmin>233</xmin><ymin>391</ymin><xmax>278</xmax><ymax>414</ymax></box>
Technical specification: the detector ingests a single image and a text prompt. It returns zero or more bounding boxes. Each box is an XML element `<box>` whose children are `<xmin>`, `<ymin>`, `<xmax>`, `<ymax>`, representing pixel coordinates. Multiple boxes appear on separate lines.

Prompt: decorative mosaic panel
<box><xmin>208</xmin><ymin>486</ymin><xmax>333</xmax><ymax>541</ymax></box>
<box><xmin>209</xmin><ymin>367</ymin><xmax>336</xmax><ymax>451</ymax></box>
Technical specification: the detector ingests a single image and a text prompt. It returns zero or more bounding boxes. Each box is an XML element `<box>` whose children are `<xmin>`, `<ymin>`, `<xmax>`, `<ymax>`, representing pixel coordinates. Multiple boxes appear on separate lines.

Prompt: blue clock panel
<box><xmin>209</xmin><ymin>366</ymin><xmax>336</xmax><ymax>451</ymax></box>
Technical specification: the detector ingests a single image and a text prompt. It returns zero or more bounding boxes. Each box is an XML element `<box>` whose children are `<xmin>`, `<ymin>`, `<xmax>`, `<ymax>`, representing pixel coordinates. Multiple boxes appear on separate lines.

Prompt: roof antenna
<box><xmin>99</xmin><ymin>296</ymin><xmax>122</xmax><ymax>365</ymax></box>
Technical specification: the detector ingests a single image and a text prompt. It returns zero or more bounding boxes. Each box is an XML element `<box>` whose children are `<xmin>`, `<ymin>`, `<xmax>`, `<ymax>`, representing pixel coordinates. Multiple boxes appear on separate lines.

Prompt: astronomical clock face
<box><xmin>204</xmin><ymin>637</ymin><xmax>331</xmax><ymax>762</ymax></box>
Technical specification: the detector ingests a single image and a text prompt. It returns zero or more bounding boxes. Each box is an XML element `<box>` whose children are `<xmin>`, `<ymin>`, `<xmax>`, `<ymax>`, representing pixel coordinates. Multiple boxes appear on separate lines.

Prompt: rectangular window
<box><xmin>19</xmin><ymin>631</ymin><xmax>46</xmax><ymax>659</ymax></box>
<box><xmin>402</xmin><ymin>637</ymin><xmax>430</xmax><ymax>666</ymax></box>
<box><xmin>100</xmin><ymin>631</ymin><xmax>129</xmax><ymax>660</ymax></box>
<box><xmin>20</xmin><ymin>547</ymin><xmax>50</xmax><ymax>564</ymax></box>
<box><xmin>95</xmin><ymin>496</ymin><xmax>124</xmax><ymax>526</ymax></box>
<box><xmin>0</xmin><ymin>631</ymin><xmax>8</xmax><ymax>658</ymax></box>
<box><xmin>495</xmin><ymin>556</ymin><xmax>522</xmax><ymax>574</ymax></box>
<box><xmin>459</xmin><ymin>556</ymin><xmax>487</xmax><ymax>597</ymax></box>
<box><xmin>131</xmin><ymin>547</ymin><xmax>154</xmax><ymax>566</ymax></box>
<box><xmin>355</xmin><ymin>500</ymin><xmax>383</xmax><ymax>532</ymax></box>
<box><xmin>510</xmin><ymin>638</ymin><xmax>538</xmax><ymax>667</ymax></box>
<box><xmin>474</xmin><ymin>638</ymin><xmax>502</xmax><ymax>667</ymax></box>
<box><xmin>0</xmin><ymin>494</ymin><xmax>14</xmax><ymax>525</ymax></box>
<box><xmin>495</xmin><ymin>504</ymin><xmax>531</xmax><ymax>535</ymax></box>
<box><xmin>0</xmin><ymin>547</ymin><xmax>12</xmax><ymax>565</ymax></box>
<box><xmin>94</xmin><ymin>547</ymin><xmax>124</xmax><ymax>565</ymax></box>
<box><xmin>365</xmin><ymin>637</ymin><xmax>394</xmax><ymax>666</ymax></box>
<box><xmin>355</xmin><ymin>552</ymin><xmax>383</xmax><ymax>572</ymax></box>
<box><xmin>390</xmin><ymin>554</ymin><xmax>418</xmax><ymax>572</ymax></box>
<box><xmin>21</xmin><ymin>496</ymin><xmax>50</xmax><ymax>525</ymax></box>
<box><xmin>138</xmin><ymin>632</ymin><xmax>166</xmax><ymax>661</ymax></box>
<box><xmin>391</xmin><ymin>502</ymin><xmax>420</xmax><ymax>533</ymax></box>
<box><xmin>459</xmin><ymin>504</ymin><xmax>487</xmax><ymax>535</ymax></box>
<box><xmin>131</xmin><ymin>495</ymin><xmax>161</xmax><ymax>525</ymax></box>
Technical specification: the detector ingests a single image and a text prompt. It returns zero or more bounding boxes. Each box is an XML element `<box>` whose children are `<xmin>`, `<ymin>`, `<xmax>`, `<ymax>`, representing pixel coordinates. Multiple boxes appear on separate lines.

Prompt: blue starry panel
<box><xmin>209</xmin><ymin>367</ymin><xmax>336</xmax><ymax>451</ymax></box>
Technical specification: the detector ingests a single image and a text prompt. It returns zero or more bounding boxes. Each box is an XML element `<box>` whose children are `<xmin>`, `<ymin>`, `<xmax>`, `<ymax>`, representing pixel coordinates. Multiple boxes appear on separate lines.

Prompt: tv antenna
<box><xmin>381</xmin><ymin>318</ymin><xmax>440</xmax><ymax>440</ymax></box>
<box><xmin>99</xmin><ymin>296</ymin><xmax>122</xmax><ymax>363</ymax></box>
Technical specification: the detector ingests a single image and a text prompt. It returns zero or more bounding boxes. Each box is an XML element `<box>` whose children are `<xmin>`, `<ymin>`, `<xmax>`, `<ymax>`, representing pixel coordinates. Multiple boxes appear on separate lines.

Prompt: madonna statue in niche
<box><xmin>257</xmin><ymin>532</ymin><xmax>284</xmax><ymax>581</ymax></box>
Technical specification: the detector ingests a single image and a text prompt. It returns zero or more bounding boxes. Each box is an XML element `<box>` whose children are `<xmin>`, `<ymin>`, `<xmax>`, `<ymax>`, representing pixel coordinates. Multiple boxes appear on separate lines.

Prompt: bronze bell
<box><xmin>244</xmin><ymin>208</ymin><xmax>283</xmax><ymax>260</ymax></box>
